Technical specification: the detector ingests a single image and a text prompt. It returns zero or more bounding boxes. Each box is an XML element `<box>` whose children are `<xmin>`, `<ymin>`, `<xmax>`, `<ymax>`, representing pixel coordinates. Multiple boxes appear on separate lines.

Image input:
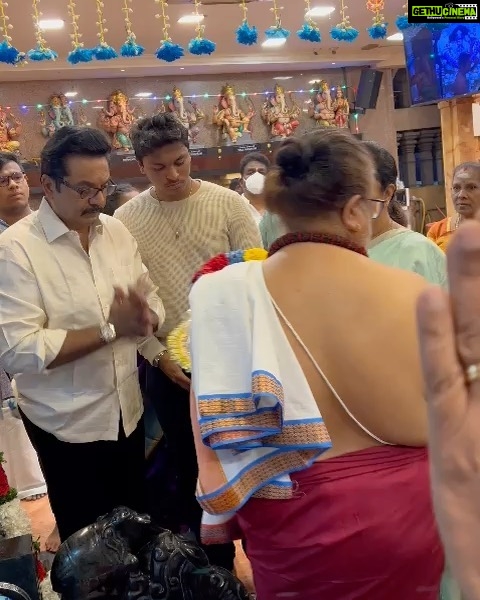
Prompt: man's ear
<box><xmin>40</xmin><ymin>174</ymin><xmax>54</xmax><ymax>198</ymax></box>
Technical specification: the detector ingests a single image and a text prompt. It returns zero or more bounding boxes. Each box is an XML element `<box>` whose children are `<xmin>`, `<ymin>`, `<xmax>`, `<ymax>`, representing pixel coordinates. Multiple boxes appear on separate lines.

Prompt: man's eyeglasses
<box><xmin>369</xmin><ymin>198</ymin><xmax>387</xmax><ymax>219</ymax></box>
<box><xmin>59</xmin><ymin>178</ymin><xmax>117</xmax><ymax>201</ymax></box>
<box><xmin>0</xmin><ymin>172</ymin><xmax>25</xmax><ymax>187</ymax></box>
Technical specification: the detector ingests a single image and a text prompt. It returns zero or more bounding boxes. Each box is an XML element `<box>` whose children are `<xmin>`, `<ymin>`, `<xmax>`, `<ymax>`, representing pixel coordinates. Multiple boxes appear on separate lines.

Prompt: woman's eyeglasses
<box><xmin>59</xmin><ymin>178</ymin><xmax>117</xmax><ymax>201</ymax></box>
<box><xmin>368</xmin><ymin>198</ymin><xmax>387</xmax><ymax>219</ymax></box>
<box><xmin>0</xmin><ymin>172</ymin><xmax>25</xmax><ymax>187</ymax></box>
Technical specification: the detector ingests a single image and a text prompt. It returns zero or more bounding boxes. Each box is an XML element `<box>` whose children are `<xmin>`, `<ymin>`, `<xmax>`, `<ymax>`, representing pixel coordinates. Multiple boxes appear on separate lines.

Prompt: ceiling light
<box><xmin>64</xmin><ymin>91</ymin><xmax>77</xmax><ymax>98</ymax></box>
<box><xmin>387</xmin><ymin>32</ymin><xmax>404</xmax><ymax>41</ymax></box>
<box><xmin>178</xmin><ymin>14</ymin><xmax>204</xmax><ymax>24</ymax></box>
<box><xmin>135</xmin><ymin>92</ymin><xmax>153</xmax><ymax>98</ymax></box>
<box><xmin>180</xmin><ymin>67</ymin><xmax>185</xmax><ymax>70</ymax></box>
<box><xmin>273</xmin><ymin>76</ymin><xmax>292</xmax><ymax>80</ymax></box>
<box><xmin>262</xmin><ymin>38</ymin><xmax>287</xmax><ymax>48</ymax></box>
<box><xmin>305</xmin><ymin>6</ymin><xmax>335</xmax><ymax>18</ymax></box>
<box><xmin>331</xmin><ymin>62</ymin><xmax>336</xmax><ymax>64</ymax></box>
<box><xmin>120</xmin><ymin>69</ymin><xmax>126</xmax><ymax>72</ymax></box>
<box><xmin>308</xmin><ymin>79</ymin><xmax>322</xmax><ymax>84</ymax></box>
<box><xmin>38</xmin><ymin>19</ymin><xmax>64</xmax><ymax>30</ymax></box>
<box><xmin>92</xmin><ymin>106</ymin><xmax>102</xmax><ymax>110</ymax></box>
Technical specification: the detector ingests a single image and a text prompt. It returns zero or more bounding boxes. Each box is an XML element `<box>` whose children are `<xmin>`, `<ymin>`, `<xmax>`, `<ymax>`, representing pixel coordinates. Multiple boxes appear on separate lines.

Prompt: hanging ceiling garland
<box><xmin>236</xmin><ymin>0</ymin><xmax>257</xmax><ymax>46</ymax></box>
<box><xmin>330</xmin><ymin>0</ymin><xmax>359</xmax><ymax>42</ymax></box>
<box><xmin>27</xmin><ymin>0</ymin><xmax>58</xmax><ymax>61</ymax></box>
<box><xmin>66</xmin><ymin>0</ymin><xmax>92</xmax><ymax>64</ymax></box>
<box><xmin>92</xmin><ymin>0</ymin><xmax>118</xmax><ymax>60</ymax></box>
<box><xmin>297</xmin><ymin>0</ymin><xmax>321</xmax><ymax>42</ymax></box>
<box><xmin>188</xmin><ymin>0</ymin><xmax>216</xmax><ymax>56</ymax></box>
<box><xmin>0</xmin><ymin>0</ymin><xmax>21</xmax><ymax>65</ymax></box>
<box><xmin>120</xmin><ymin>0</ymin><xmax>144</xmax><ymax>56</ymax></box>
<box><xmin>265</xmin><ymin>0</ymin><xmax>290</xmax><ymax>43</ymax></box>
<box><xmin>396</xmin><ymin>3</ymin><xmax>412</xmax><ymax>30</ymax></box>
<box><xmin>366</xmin><ymin>0</ymin><xmax>388</xmax><ymax>39</ymax></box>
<box><xmin>154</xmin><ymin>0</ymin><xmax>184</xmax><ymax>62</ymax></box>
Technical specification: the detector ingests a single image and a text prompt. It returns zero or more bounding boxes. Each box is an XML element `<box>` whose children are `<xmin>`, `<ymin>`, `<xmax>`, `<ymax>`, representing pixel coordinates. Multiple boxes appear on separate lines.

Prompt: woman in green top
<box><xmin>364</xmin><ymin>141</ymin><xmax>447</xmax><ymax>288</ymax></box>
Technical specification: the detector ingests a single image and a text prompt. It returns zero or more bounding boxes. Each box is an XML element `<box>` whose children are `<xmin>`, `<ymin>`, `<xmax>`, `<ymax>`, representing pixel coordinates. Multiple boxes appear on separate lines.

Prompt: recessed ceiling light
<box><xmin>308</xmin><ymin>79</ymin><xmax>322</xmax><ymax>84</ymax></box>
<box><xmin>305</xmin><ymin>6</ymin><xmax>335</xmax><ymax>18</ymax></box>
<box><xmin>64</xmin><ymin>91</ymin><xmax>77</xmax><ymax>98</ymax></box>
<box><xmin>178</xmin><ymin>14</ymin><xmax>204</xmax><ymax>24</ymax></box>
<box><xmin>38</xmin><ymin>19</ymin><xmax>64</xmax><ymax>30</ymax></box>
<box><xmin>92</xmin><ymin>106</ymin><xmax>102</xmax><ymax>110</ymax></box>
<box><xmin>331</xmin><ymin>62</ymin><xmax>336</xmax><ymax>65</ymax></box>
<box><xmin>120</xmin><ymin>69</ymin><xmax>125</xmax><ymax>72</ymax></box>
<box><xmin>135</xmin><ymin>92</ymin><xmax>153</xmax><ymax>98</ymax></box>
<box><xmin>180</xmin><ymin>67</ymin><xmax>185</xmax><ymax>70</ymax></box>
<box><xmin>273</xmin><ymin>76</ymin><xmax>292</xmax><ymax>80</ymax></box>
<box><xmin>262</xmin><ymin>38</ymin><xmax>287</xmax><ymax>48</ymax></box>
<box><xmin>387</xmin><ymin>32</ymin><xmax>404</xmax><ymax>41</ymax></box>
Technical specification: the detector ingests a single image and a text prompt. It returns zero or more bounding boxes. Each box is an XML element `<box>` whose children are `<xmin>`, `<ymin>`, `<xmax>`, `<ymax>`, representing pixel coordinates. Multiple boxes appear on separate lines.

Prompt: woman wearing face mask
<box><xmin>239</xmin><ymin>152</ymin><xmax>270</xmax><ymax>224</ymax></box>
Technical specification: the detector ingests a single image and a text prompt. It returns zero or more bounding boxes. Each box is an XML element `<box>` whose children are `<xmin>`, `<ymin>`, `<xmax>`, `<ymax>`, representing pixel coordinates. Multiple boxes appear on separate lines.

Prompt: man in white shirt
<box><xmin>238</xmin><ymin>151</ymin><xmax>270</xmax><ymax>225</ymax></box>
<box><xmin>0</xmin><ymin>127</ymin><xmax>165</xmax><ymax>543</ymax></box>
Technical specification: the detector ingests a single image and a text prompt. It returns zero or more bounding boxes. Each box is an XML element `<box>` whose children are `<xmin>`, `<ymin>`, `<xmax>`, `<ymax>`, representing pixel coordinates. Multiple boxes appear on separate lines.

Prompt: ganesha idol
<box><xmin>97</xmin><ymin>90</ymin><xmax>136</xmax><ymax>152</ymax></box>
<box><xmin>261</xmin><ymin>84</ymin><xmax>300</xmax><ymax>139</ymax></box>
<box><xmin>0</xmin><ymin>107</ymin><xmax>21</xmax><ymax>154</ymax></box>
<box><xmin>156</xmin><ymin>86</ymin><xmax>205</xmax><ymax>146</ymax></box>
<box><xmin>212</xmin><ymin>83</ymin><xmax>255</xmax><ymax>144</ymax></box>
<box><xmin>309</xmin><ymin>80</ymin><xmax>335</xmax><ymax>128</ymax></box>
<box><xmin>39</xmin><ymin>93</ymin><xmax>86</xmax><ymax>138</ymax></box>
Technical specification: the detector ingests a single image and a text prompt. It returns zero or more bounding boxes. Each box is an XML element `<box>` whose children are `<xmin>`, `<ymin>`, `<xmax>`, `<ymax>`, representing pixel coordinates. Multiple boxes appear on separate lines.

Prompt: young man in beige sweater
<box><xmin>115</xmin><ymin>113</ymin><xmax>261</xmax><ymax>570</ymax></box>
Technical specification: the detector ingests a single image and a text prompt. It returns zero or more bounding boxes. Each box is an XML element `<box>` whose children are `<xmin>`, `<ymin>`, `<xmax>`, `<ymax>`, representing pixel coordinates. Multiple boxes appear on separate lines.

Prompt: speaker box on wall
<box><xmin>356</xmin><ymin>69</ymin><xmax>383</xmax><ymax>109</ymax></box>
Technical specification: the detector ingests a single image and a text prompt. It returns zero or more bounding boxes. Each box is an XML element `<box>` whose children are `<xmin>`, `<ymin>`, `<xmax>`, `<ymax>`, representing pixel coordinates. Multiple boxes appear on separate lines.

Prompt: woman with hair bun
<box><xmin>188</xmin><ymin>129</ymin><xmax>444</xmax><ymax>599</ymax></box>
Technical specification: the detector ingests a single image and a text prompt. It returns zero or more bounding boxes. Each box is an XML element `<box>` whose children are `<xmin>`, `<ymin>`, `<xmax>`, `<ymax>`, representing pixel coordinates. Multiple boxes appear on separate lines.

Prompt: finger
<box><xmin>416</xmin><ymin>285</ymin><xmax>467</xmax><ymax>433</ymax></box>
<box><xmin>447</xmin><ymin>220</ymin><xmax>480</xmax><ymax>371</ymax></box>
<box><xmin>113</xmin><ymin>286</ymin><xmax>126</xmax><ymax>303</ymax></box>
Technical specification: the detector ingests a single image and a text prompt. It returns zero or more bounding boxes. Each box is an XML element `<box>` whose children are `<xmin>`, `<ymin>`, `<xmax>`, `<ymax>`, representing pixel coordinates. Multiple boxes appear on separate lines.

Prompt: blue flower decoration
<box><xmin>236</xmin><ymin>21</ymin><xmax>258</xmax><ymax>45</ymax></box>
<box><xmin>265</xmin><ymin>26</ymin><xmax>290</xmax><ymax>41</ymax></box>
<box><xmin>155</xmin><ymin>41</ymin><xmax>184</xmax><ymax>62</ymax></box>
<box><xmin>67</xmin><ymin>47</ymin><xmax>93</xmax><ymax>64</ymax></box>
<box><xmin>367</xmin><ymin>22</ymin><xmax>388</xmax><ymax>40</ymax></box>
<box><xmin>0</xmin><ymin>41</ymin><xmax>22</xmax><ymax>65</ymax></box>
<box><xmin>188</xmin><ymin>37</ymin><xmax>216</xmax><ymax>56</ymax></box>
<box><xmin>120</xmin><ymin>35</ymin><xmax>145</xmax><ymax>57</ymax></box>
<box><xmin>27</xmin><ymin>45</ymin><xmax>58</xmax><ymax>61</ymax></box>
<box><xmin>92</xmin><ymin>43</ymin><xmax>118</xmax><ymax>60</ymax></box>
<box><xmin>14</xmin><ymin>52</ymin><xmax>26</xmax><ymax>66</ymax></box>
<box><xmin>395</xmin><ymin>15</ymin><xmax>412</xmax><ymax>30</ymax></box>
<box><xmin>330</xmin><ymin>25</ymin><xmax>359</xmax><ymax>42</ymax></box>
<box><xmin>228</xmin><ymin>249</ymin><xmax>245</xmax><ymax>264</ymax></box>
<box><xmin>297</xmin><ymin>22</ymin><xmax>321</xmax><ymax>43</ymax></box>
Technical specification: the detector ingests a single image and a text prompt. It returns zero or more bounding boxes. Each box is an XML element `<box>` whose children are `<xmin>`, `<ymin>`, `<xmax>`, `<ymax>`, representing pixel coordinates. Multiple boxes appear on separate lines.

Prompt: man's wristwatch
<box><xmin>153</xmin><ymin>349</ymin><xmax>169</xmax><ymax>368</ymax></box>
<box><xmin>99</xmin><ymin>322</ymin><xmax>117</xmax><ymax>344</ymax></box>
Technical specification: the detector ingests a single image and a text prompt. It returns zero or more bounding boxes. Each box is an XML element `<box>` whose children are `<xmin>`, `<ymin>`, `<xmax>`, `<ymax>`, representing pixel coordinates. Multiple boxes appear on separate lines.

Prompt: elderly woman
<box><xmin>188</xmin><ymin>129</ymin><xmax>444</xmax><ymax>599</ymax></box>
<box><xmin>427</xmin><ymin>162</ymin><xmax>480</xmax><ymax>252</ymax></box>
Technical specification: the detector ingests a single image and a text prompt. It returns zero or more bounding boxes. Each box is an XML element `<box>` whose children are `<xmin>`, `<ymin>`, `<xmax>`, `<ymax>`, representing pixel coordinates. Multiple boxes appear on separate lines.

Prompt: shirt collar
<box><xmin>0</xmin><ymin>219</ymin><xmax>8</xmax><ymax>233</ymax></box>
<box><xmin>37</xmin><ymin>198</ymin><xmax>103</xmax><ymax>243</ymax></box>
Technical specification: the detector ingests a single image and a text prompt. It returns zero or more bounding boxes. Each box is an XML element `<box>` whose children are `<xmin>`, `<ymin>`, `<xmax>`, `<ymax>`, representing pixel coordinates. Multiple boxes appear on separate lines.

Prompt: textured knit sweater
<box><xmin>115</xmin><ymin>180</ymin><xmax>262</xmax><ymax>343</ymax></box>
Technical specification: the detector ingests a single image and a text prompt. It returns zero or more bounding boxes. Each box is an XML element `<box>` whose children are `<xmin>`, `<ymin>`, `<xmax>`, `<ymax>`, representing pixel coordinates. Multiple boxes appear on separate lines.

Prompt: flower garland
<box><xmin>92</xmin><ymin>0</ymin><xmax>118</xmax><ymax>60</ymax></box>
<box><xmin>0</xmin><ymin>0</ymin><xmax>21</xmax><ymax>65</ymax></box>
<box><xmin>236</xmin><ymin>0</ymin><xmax>257</xmax><ymax>46</ymax></box>
<box><xmin>297</xmin><ymin>0</ymin><xmax>321</xmax><ymax>43</ymax></box>
<box><xmin>120</xmin><ymin>0</ymin><xmax>144</xmax><ymax>57</ymax></box>
<box><xmin>396</xmin><ymin>3</ymin><xmax>412</xmax><ymax>30</ymax></box>
<box><xmin>366</xmin><ymin>0</ymin><xmax>388</xmax><ymax>40</ymax></box>
<box><xmin>330</xmin><ymin>0</ymin><xmax>359</xmax><ymax>42</ymax></box>
<box><xmin>27</xmin><ymin>0</ymin><xmax>58</xmax><ymax>61</ymax></box>
<box><xmin>154</xmin><ymin>0</ymin><xmax>184</xmax><ymax>62</ymax></box>
<box><xmin>264</xmin><ymin>0</ymin><xmax>290</xmax><ymax>44</ymax></box>
<box><xmin>167</xmin><ymin>248</ymin><xmax>268</xmax><ymax>373</ymax></box>
<box><xmin>66</xmin><ymin>0</ymin><xmax>92</xmax><ymax>64</ymax></box>
<box><xmin>188</xmin><ymin>0</ymin><xmax>216</xmax><ymax>56</ymax></box>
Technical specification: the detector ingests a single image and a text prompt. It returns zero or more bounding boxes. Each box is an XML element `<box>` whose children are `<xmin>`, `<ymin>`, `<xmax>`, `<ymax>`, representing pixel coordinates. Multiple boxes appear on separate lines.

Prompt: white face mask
<box><xmin>244</xmin><ymin>172</ymin><xmax>265</xmax><ymax>196</ymax></box>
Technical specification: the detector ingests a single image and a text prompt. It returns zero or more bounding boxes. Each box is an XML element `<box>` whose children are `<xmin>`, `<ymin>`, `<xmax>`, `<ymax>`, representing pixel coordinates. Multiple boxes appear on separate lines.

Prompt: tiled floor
<box><xmin>22</xmin><ymin>497</ymin><xmax>255</xmax><ymax>593</ymax></box>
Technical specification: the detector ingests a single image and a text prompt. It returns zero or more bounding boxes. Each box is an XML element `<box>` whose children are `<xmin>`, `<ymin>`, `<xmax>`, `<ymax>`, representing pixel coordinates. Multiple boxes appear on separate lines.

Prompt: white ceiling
<box><xmin>0</xmin><ymin>0</ymin><xmax>407</xmax><ymax>81</ymax></box>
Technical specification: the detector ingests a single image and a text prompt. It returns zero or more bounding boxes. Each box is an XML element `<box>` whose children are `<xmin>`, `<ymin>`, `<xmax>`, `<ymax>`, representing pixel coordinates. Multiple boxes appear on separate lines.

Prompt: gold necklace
<box><xmin>455</xmin><ymin>213</ymin><xmax>462</xmax><ymax>230</ymax></box>
<box><xmin>152</xmin><ymin>178</ymin><xmax>197</xmax><ymax>239</ymax></box>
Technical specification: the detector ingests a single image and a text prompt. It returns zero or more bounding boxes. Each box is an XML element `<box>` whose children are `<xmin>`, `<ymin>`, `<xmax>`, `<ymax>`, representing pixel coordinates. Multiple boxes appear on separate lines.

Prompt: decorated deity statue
<box><xmin>261</xmin><ymin>84</ymin><xmax>300</xmax><ymax>139</ymax></box>
<box><xmin>0</xmin><ymin>107</ymin><xmax>21</xmax><ymax>154</ymax></box>
<box><xmin>332</xmin><ymin>87</ymin><xmax>350</xmax><ymax>128</ymax></box>
<box><xmin>39</xmin><ymin>93</ymin><xmax>76</xmax><ymax>138</ymax></box>
<box><xmin>309</xmin><ymin>80</ymin><xmax>335</xmax><ymax>127</ymax></box>
<box><xmin>97</xmin><ymin>90</ymin><xmax>136</xmax><ymax>152</ymax></box>
<box><xmin>167</xmin><ymin>86</ymin><xmax>205</xmax><ymax>145</ymax></box>
<box><xmin>212</xmin><ymin>83</ymin><xmax>255</xmax><ymax>144</ymax></box>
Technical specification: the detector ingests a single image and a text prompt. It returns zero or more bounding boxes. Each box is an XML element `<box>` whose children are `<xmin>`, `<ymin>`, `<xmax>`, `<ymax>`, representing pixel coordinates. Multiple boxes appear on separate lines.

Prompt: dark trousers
<box><xmin>145</xmin><ymin>364</ymin><xmax>235</xmax><ymax>571</ymax></box>
<box><xmin>20</xmin><ymin>409</ymin><xmax>146</xmax><ymax>543</ymax></box>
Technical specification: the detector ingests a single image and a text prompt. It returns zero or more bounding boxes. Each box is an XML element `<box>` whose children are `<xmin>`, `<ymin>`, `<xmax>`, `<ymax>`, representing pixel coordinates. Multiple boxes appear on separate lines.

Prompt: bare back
<box><xmin>262</xmin><ymin>243</ymin><xmax>429</xmax><ymax>458</ymax></box>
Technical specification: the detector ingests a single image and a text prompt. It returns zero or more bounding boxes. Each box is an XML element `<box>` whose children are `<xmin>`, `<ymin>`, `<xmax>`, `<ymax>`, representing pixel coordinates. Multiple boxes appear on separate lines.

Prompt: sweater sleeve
<box><xmin>227</xmin><ymin>196</ymin><xmax>262</xmax><ymax>250</ymax></box>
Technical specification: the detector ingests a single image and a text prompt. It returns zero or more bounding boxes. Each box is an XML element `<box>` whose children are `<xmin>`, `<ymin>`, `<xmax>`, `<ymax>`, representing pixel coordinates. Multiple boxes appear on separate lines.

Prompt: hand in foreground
<box><xmin>416</xmin><ymin>219</ymin><xmax>480</xmax><ymax>600</ymax></box>
<box><xmin>158</xmin><ymin>353</ymin><xmax>190</xmax><ymax>391</ymax></box>
<box><xmin>109</xmin><ymin>283</ymin><xmax>153</xmax><ymax>339</ymax></box>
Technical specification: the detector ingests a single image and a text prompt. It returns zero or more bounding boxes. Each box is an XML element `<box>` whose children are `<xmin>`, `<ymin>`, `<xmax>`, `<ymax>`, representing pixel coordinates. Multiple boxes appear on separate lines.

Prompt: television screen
<box><xmin>403</xmin><ymin>23</ymin><xmax>480</xmax><ymax>105</ymax></box>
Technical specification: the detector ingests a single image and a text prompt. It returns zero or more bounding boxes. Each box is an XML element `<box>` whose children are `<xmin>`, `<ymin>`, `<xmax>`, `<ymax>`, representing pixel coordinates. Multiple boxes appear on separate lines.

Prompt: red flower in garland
<box><xmin>36</xmin><ymin>557</ymin><xmax>46</xmax><ymax>582</ymax></box>
<box><xmin>192</xmin><ymin>253</ymin><xmax>229</xmax><ymax>284</ymax></box>
<box><xmin>0</xmin><ymin>461</ymin><xmax>10</xmax><ymax>498</ymax></box>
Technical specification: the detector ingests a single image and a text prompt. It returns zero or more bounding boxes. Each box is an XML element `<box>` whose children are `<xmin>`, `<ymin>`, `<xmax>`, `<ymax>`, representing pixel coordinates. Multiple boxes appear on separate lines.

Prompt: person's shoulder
<box><xmin>199</xmin><ymin>181</ymin><xmax>246</xmax><ymax>206</ymax></box>
<box><xmin>427</xmin><ymin>218</ymin><xmax>448</xmax><ymax>237</ymax></box>
<box><xmin>0</xmin><ymin>213</ymin><xmax>38</xmax><ymax>252</ymax></box>
<box><xmin>114</xmin><ymin>189</ymin><xmax>151</xmax><ymax>222</ymax></box>
<box><xmin>401</xmin><ymin>230</ymin><xmax>445</xmax><ymax>253</ymax></box>
<box><xmin>190</xmin><ymin>261</ymin><xmax>256</xmax><ymax>303</ymax></box>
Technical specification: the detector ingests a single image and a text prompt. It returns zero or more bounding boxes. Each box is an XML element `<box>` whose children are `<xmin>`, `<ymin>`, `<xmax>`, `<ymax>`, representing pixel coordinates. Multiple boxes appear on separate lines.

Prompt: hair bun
<box><xmin>276</xmin><ymin>139</ymin><xmax>309</xmax><ymax>180</ymax></box>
